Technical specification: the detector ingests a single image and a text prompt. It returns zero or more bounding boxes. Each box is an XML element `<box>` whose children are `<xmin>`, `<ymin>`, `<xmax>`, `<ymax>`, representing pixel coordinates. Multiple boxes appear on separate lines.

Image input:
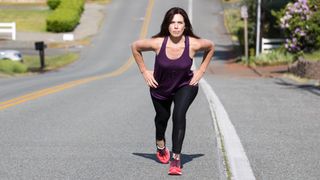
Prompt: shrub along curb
<box><xmin>46</xmin><ymin>0</ymin><xmax>85</xmax><ymax>32</ymax></box>
<box><xmin>0</xmin><ymin>60</ymin><xmax>28</xmax><ymax>74</ymax></box>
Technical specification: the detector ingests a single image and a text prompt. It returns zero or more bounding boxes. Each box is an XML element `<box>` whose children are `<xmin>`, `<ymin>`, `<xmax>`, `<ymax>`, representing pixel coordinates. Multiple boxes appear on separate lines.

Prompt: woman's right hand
<box><xmin>142</xmin><ymin>70</ymin><xmax>158</xmax><ymax>88</ymax></box>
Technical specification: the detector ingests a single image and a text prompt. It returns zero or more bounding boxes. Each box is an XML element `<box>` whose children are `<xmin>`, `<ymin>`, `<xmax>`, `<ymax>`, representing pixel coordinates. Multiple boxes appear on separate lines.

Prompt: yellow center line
<box><xmin>0</xmin><ymin>0</ymin><xmax>154</xmax><ymax>111</ymax></box>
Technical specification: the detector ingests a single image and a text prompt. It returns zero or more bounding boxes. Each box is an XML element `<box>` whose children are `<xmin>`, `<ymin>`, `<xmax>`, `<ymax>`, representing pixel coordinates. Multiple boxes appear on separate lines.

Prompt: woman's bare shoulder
<box><xmin>153</xmin><ymin>37</ymin><xmax>164</xmax><ymax>46</ymax></box>
<box><xmin>151</xmin><ymin>37</ymin><xmax>164</xmax><ymax>51</ymax></box>
<box><xmin>189</xmin><ymin>37</ymin><xmax>214</xmax><ymax>50</ymax></box>
<box><xmin>132</xmin><ymin>37</ymin><xmax>164</xmax><ymax>51</ymax></box>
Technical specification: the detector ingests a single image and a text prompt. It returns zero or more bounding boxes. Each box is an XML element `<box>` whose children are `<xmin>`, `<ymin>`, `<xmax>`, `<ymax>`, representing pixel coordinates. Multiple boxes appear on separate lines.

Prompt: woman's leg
<box><xmin>172</xmin><ymin>85</ymin><xmax>198</xmax><ymax>155</ymax></box>
<box><xmin>151</xmin><ymin>96</ymin><xmax>173</xmax><ymax>147</ymax></box>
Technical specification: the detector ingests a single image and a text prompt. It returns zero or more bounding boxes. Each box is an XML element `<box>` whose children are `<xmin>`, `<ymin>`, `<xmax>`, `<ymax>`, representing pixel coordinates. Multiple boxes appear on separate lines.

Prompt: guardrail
<box><xmin>0</xmin><ymin>22</ymin><xmax>16</xmax><ymax>40</ymax></box>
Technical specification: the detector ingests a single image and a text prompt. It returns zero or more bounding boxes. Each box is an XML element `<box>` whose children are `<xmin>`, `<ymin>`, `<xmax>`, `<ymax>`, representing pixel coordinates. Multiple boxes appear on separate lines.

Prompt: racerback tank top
<box><xmin>150</xmin><ymin>36</ymin><xmax>193</xmax><ymax>100</ymax></box>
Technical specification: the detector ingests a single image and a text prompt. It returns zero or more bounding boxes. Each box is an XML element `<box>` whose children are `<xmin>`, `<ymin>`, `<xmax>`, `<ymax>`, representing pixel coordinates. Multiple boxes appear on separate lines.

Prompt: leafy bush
<box><xmin>46</xmin><ymin>0</ymin><xmax>85</xmax><ymax>32</ymax></box>
<box><xmin>273</xmin><ymin>0</ymin><xmax>320</xmax><ymax>53</ymax></box>
<box><xmin>224</xmin><ymin>9</ymin><xmax>243</xmax><ymax>41</ymax></box>
<box><xmin>47</xmin><ymin>8</ymin><xmax>80</xmax><ymax>32</ymax></box>
<box><xmin>307</xmin><ymin>10</ymin><xmax>320</xmax><ymax>49</ymax></box>
<box><xmin>59</xmin><ymin>0</ymin><xmax>85</xmax><ymax>14</ymax></box>
<box><xmin>0</xmin><ymin>60</ymin><xmax>28</xmax><ymax>74</ymax></box>
<box><xmin>47</xmin><ymin>0</ymin><xmax>61</xmax><ymax>10</ymax></box>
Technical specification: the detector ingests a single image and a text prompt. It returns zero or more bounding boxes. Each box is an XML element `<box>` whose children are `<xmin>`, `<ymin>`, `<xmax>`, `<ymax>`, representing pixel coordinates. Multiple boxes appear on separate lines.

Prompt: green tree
<box><xmin>240</xmin><ymin>0</ymin><xmax>291</xmax><ymax>51</ymax></box>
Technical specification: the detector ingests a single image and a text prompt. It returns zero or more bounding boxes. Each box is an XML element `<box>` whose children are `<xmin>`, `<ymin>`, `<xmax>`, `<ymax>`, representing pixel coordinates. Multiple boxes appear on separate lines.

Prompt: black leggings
<box><xmin>151</xmin><ymin>85</ymin><xmax>198</xmax><ymax>154</ymax></box>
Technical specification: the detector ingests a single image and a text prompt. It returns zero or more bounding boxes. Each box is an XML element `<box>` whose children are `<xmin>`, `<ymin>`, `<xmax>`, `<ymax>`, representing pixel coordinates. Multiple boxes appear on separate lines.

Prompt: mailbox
<box><xmin>35</xmin><ymin>41</ymin><xmax>47</xmax><ymax>51</ymax></box>
<box><xmin>34</xmin><ymin>41</ymin><xmax>47</xmax><ymax>69</ymax></box>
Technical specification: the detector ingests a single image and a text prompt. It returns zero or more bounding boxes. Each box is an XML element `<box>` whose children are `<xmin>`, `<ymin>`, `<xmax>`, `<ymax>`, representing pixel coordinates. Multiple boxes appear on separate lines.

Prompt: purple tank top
<box><xmin>150</xmin><ymin>36</ymin><xmax>193</xmax><ymax>100</ymax></box>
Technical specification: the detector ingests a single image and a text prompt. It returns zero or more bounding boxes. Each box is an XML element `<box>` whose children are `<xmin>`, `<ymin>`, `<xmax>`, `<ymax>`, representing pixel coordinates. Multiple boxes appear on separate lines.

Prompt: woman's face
<box><xmin>168</xmin><ymin>14</ymin><xmax>185</xmax><ymax>38</ymax></box>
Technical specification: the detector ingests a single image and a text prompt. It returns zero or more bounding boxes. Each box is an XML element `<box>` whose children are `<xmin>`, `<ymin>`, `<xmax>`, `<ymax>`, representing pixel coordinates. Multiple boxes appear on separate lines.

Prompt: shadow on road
<box><xmin>275</xmin><ymin>78</ymin><xmax>320</xmax><ymax>96</ymax></box>
<box><xmin>132</xmin><ymin>152</ymin><xmax>158</xmax><ymax>163</ymax></box>
<box><xmin>132</xmin><ymin>152</ymin><xmax>204</xmax><ymax>167</ymax></box>
<box><xmin>181</xmin><ymin>153</ymin><xmax>205</xmax><ymax>166</ymax></box>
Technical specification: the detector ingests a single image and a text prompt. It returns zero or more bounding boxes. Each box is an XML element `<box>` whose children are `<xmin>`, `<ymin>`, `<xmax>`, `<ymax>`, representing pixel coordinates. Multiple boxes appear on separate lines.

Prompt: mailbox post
<box><xmin>35</xmin><ymin>41</ymin><xmax>47</xmax><ymax>69</ymax></box>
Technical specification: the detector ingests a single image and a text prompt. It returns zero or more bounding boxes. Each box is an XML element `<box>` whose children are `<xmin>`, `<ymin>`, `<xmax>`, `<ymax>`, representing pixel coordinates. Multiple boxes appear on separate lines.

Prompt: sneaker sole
<box><xmin>168</xmin><ymin>168</ymin><xmax>182</xmax><ymax>175</ymax></box>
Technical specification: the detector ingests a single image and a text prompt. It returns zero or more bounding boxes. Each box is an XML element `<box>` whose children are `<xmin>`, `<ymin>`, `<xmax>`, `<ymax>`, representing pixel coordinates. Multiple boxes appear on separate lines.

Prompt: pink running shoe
<box><xmin>156</xmin><ymin>147</ymin><xmax>170</xmax><ymax>164</ymax></box>
<box><xmin>168</xmin><ymin>159</ymin><xmax>182</xmax><ymax>175</ymax></box>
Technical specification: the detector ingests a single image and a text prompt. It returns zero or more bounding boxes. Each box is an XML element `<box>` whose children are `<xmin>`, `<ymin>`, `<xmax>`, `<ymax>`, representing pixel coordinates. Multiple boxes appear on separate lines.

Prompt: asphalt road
<box><xmin>0</xmin><ymin>0</ymin><xmax>221</xmax><ymax>179</ymax></box>
<box><xmin>1</xmin><ymin>0</ymin><xmax>320</xmax><ymax>179</ymax></box>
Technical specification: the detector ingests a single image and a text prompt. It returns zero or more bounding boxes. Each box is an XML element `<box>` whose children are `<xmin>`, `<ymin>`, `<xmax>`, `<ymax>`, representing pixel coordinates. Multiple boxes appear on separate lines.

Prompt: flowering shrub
<box><xmin>276</xmin><ymin>0</ymin><xmax>320</xmax><ymax>53</ymax></box>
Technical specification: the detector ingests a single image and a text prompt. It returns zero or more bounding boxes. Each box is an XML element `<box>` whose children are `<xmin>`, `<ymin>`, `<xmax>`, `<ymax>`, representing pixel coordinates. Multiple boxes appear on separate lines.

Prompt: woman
<box><xmin>131</xmin><ymin>7</ymin><xmax>215</xmax><ymax>175</ymax></box>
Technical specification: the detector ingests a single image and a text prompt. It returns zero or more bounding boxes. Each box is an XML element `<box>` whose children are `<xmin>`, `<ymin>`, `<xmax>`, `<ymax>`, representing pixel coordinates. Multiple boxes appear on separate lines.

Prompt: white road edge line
<box><xmin>188</xmin><ymin>0</ymin><xmax>256</xmax><ymax>179</ymax></box>
<box><xmin>200</xmin><ymin>79</ymin><xmax>256</xmax><ymax>180</ymax></box>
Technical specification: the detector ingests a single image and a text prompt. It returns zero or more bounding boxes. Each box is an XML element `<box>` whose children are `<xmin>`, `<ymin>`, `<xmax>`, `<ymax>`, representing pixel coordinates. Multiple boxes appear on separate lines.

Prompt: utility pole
<box><xmin>256</xmin><ymin>0</ymin><xmax>261</xmax><ymax>56</ymax></box>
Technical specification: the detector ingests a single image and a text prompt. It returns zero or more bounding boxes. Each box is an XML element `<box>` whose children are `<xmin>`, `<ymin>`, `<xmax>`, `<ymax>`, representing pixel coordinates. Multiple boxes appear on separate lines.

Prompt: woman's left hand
<box><xmin>189</xmin><ymin>70</ymin><xmax>204</xmax><ymax>86</ymax></box>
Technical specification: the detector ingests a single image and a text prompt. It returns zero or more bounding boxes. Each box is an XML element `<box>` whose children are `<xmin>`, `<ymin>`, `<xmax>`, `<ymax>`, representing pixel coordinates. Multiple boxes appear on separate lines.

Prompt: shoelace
<box><xmin>170</xmin><ymin>159</ymin><xmax>180</xmax><ymax>168</ymax></box>
<box><xmin>157</xmin><ymin>147</ymin><xmax>167</xmax><ymax>156</ymax></box>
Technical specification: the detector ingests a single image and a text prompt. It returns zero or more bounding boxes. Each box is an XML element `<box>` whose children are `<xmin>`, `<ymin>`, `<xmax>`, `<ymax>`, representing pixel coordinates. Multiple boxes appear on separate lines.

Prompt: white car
<box><xmin>0</xmin><ymin>50</ymin><xmax>23</xmax><ymax>62</ymax></box>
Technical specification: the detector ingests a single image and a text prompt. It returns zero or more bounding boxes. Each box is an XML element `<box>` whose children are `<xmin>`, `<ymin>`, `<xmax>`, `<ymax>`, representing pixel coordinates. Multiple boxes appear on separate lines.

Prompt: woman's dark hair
<box><xmin>152</xmin><ymin>7</ymin><xmax>200</xmax><ymax>39</ymax></box>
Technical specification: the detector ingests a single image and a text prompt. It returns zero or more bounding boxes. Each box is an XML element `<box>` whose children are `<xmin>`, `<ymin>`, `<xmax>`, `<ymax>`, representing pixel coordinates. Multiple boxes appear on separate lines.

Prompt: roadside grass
<box><xmin>0</xmin><ymin>60</ymin><xmax>28</xmax><ymax>75</ymax></box>
<box><xmin>0</xmin><ymin>53</ymin><xmax>79</xmax><ymax>75</ymax></box>
<box><xmin>0</xmin><ymin>8</ymin><xmax>51</xmax><ymax>32</ymax></box>
<box><xmin>24</xmin><ymin>53</ymin><xmax>79</xmax><ymax>71</ymax></box>
<box><xmin>242</xmin><ymin>49</ymin><xmax>320</xmax><ymax>67</ymax></box>
<box><xmin>217</xmin><ymin>124</ymin><xmax>232</xmax><ymax>180</ymax></box>
<box><xmin>249</xmin><ymin>49</ymin><xmax>294</xmax><ymax>66</ymax></box>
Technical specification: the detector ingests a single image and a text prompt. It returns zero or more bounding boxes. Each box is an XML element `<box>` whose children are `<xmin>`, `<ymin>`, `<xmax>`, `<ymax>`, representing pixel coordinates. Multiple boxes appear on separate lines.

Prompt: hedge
<box><xmin>46</xmin><ymin>0</ymin><xmax>85</xmax><ymax>32</ymax></box>
<box><xmin>46</xmin><ymin>9</ymin><xmax>80</xmax><ymax>32</ymax></box>
<box><xmin>59</xmin><ymin>0</ymin><xmax>85</xmax><ymax>14</ymax></box>
<box><xmin>47</xmin><ymin>0</ymin><xmax>61</xmax><ymax>10</ymax></box>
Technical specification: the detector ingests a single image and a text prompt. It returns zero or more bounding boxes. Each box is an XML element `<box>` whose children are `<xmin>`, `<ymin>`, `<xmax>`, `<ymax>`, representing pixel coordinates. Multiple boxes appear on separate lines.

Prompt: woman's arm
<box><xmin>189</xmin><ymin>38</ymin><xmax>215</xmax><ymax>86</ymax></box>
<box><xmin>131</xmin><ymin>39</ymin><xmax>159</xmax><ymax>88</ymax></box>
